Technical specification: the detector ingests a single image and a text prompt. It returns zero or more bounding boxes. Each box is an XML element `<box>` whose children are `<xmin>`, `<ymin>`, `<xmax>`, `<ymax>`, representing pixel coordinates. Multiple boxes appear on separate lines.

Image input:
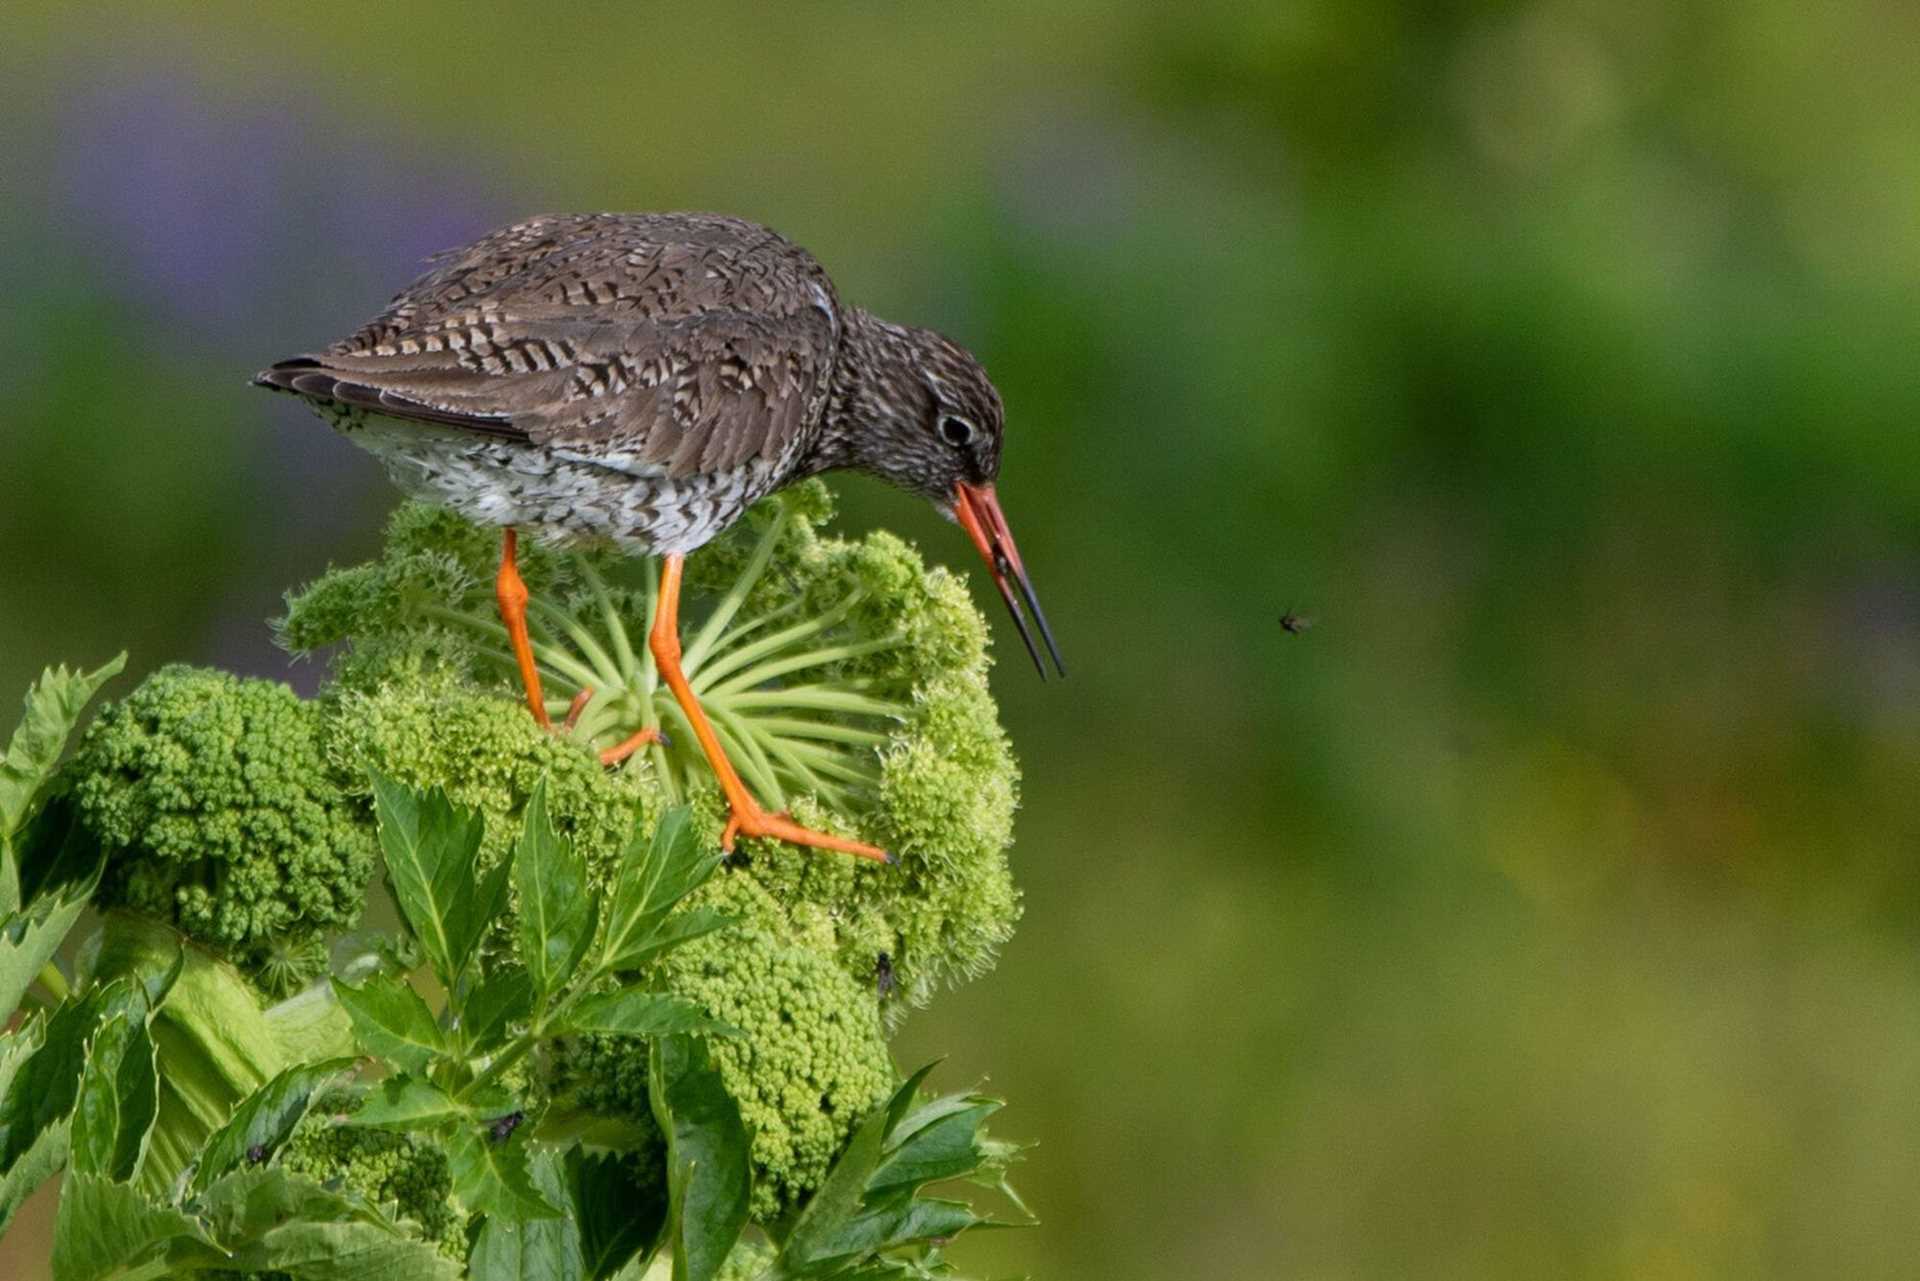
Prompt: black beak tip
<box><xmin>998</xmin><ymin>576</ymin><xmax>1065</xmax><ymax>681</ymax></box>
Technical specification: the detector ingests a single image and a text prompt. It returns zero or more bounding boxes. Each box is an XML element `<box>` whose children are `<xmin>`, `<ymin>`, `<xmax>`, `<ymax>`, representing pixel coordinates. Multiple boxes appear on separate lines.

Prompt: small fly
<box><xmin>875</xmin><ymin>951</ymin><xmax>895</xmax><ymax>999</ymax></box>
<box><xmin>246</xmin><ymin>1143</ymin><xmax>269</xmax><ymax>1165</ymax></box>
<box><xmin>1279</xmin><ymin>608</ymin><xmax>1314</xmax><ymax>635</ymax></box>
<box><xmin>487</xmin><ymin>1111</ymin><xmax>525</xmax><ymax>1144</ymax></box>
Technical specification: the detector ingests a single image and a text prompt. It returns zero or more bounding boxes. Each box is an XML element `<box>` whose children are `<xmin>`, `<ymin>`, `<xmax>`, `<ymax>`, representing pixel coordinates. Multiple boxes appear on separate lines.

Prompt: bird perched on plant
<box><xmin>255</xmin><ymin>212</ymin><xmax>1061</xmax><ymax>862</ymax></box>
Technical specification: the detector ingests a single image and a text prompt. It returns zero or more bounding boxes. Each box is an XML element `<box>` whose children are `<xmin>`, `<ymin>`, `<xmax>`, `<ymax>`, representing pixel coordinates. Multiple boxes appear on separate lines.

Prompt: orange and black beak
<box><xmin>954</xmin><ymin>481</ymin><xmax>1066</xmax><ymax>679</ymax></box>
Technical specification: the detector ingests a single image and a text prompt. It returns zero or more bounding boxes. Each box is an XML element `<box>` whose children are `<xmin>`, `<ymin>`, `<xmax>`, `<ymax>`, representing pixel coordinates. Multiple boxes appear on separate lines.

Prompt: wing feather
<box><xmin>256</xmin><ymin>213</ymin><xmax>843</xmax><ymax>477</ymax></box>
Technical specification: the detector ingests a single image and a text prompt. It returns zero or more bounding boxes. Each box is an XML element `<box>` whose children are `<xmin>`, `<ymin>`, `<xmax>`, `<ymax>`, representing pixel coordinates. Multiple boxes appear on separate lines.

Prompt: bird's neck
<box><xmin>811</xmin><ymin>308</ymin><xmax>917</xmax><ymax>476</ymax></box>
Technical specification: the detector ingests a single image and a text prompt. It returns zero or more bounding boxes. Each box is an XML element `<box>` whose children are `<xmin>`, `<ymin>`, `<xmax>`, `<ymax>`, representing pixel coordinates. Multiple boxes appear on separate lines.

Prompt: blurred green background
<box><xmin>5</xmin><ymin>2</ymin><xmax>1920</xmax><ymax>1276</ymax></box>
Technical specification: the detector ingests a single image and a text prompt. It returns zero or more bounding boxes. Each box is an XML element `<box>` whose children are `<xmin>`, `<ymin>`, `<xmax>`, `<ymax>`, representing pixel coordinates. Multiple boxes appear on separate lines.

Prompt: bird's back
<box><xmin>259</xmin><ymin>213</ymin><xmax>850</xmax><ymax>552</ymax></box>
<box><xmin>339</xmin><ymin>212</ymin><xmax>841</xmax><ymax>356</ymax></box>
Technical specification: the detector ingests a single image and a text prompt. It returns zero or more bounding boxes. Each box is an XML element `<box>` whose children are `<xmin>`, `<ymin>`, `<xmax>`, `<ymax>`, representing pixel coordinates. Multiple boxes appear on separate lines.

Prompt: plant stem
<box><xmin>747</xmin><ymin>717</ymin><xmax>889</xmax><ymax>746</ymax></box>
<box><xmin>576</xmin><ymin>559</ymin><xmax>641</xmax><ymax>684</ymax></box>
<box><xmin>720</xmin><ymin>687</ymin><xmax>907</xmax><ymax>717</ymax></box>
<box><xmin>528</xmin><ymin>598</ymin><xmax>625</xmax><ymax>690</ymax></box>
<box><xmin>682</xmin><ymin>504</ymin><xmax>788</xmax><ymax>671</ymax></box>
<box><xmin>36</xmin><ymin>961</ymin><xmax>68</xmax><ymax>1002</ymax></box>
<box><xmin>704</xmin><ymin>634</ymin><xmax>902</xmax><ymax>699</ymax></box>
<box><xmin>687</xmin><ymin>595</ymin><xmax>860</xmax><ymax>693</ymax></box>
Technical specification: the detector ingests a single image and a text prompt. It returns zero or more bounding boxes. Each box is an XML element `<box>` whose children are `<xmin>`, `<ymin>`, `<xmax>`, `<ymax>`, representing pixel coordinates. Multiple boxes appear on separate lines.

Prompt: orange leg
<box><xmin>499</xmin><ymin>531</ymin><xmax>665</xmax><ymax>764</ymax></box>
<box><xmin>496</xmin><ymin>529</ymin><xmax>550</xmax><ymax>729</ymax></box>
<box><xmin>649</xmin><ymin>554</ymin><xmax>890</xmax><ymax>863</ymax></box>
<box><xmin>599</xmin><ymin>725</ymin><xmax>664</xmax><ymax>766</ymax></box>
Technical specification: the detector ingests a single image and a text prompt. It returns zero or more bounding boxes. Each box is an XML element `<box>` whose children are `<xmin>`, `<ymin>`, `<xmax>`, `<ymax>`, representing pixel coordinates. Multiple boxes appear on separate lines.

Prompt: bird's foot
<box><xmin>543</xmin><ymin>687</ymin><xmax>668</xmax><ymax>764</ymax></box>
<box><xmin>599</xmin><ymin>726</ymin><xmax>666</xmax><ymax>766</ymax></box>
<box><xmin>722</xmin><ymin>804</ymin><xmax>891</xmax><ymax>863</ymax></box>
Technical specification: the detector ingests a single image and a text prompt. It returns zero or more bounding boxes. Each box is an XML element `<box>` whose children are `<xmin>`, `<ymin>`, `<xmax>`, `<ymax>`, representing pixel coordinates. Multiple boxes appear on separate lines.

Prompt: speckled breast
<box><xmin>319</xmin><ymin>403</ymin><xmax>777</xmax><ymax>556</ymax></box>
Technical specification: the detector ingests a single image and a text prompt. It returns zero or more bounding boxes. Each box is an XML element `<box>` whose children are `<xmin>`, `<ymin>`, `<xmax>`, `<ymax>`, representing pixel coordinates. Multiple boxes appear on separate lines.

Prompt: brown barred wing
<box><xmin>257</xmin><ymin>212</ymin><xmax>844</xmax><ymax>477</ymax></box>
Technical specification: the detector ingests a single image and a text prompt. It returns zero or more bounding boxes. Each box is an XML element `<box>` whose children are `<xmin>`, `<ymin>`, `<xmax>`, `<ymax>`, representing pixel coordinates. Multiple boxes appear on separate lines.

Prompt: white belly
<box><xmin>325</xmin><ymin>408</ymin><xmax>771</xmax><ymax>555</ymax></box>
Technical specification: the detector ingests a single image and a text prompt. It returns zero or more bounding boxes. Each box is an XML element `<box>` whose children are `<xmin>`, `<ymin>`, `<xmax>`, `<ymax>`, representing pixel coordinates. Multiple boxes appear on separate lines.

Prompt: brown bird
<box><xmin>256</xmin><ymin>212</ymin><xmax>1061</xmax><ymax>862</ymax></box>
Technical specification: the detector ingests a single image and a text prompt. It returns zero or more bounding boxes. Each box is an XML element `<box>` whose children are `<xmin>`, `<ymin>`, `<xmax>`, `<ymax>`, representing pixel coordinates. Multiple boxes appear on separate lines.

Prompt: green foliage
<box><xmin>0</xmin><ymin>495</ymin><xmax>1030</xmax><ymax>1279</ymax></box>
<box><xmin>188</xmin><ymin>1059</ymin><xmax>354</xmax><ymax>1196</ymax></box>
<box><xmin>0</xmin><ymin>794</ymin><xmax>107</xmax><ymax>1023</ymax></box>
<box><xmin>0</xmin><ymin>1017</ymin><xmax>65</xmax><ymax>1236</ymax></box>
<box><xmin>326</xmin><ymin>667</ymin><xmax>663</xmax><ymax>944</ymax></box>
<box><xmin>569</xmin><ymin>1148</ymin><xmax>665</xmax><ymax>1280</ymax></box>
<box><xmin>50</xmin><ymin>1172</ymin><xmax>218</xmax><ymax>1281</ymax></box>
<box><xmin>0</xmin><ymin>978</ymin><xmax>150</xmax><ymax>1232</ymax></box>
<box><xmin>283</xmin><ymin>486</ymin><xmax>1021</xmax><ymax>1007</ymax></box>
<box><xmin>276</xmin><ymin>1096</ymin><xmax>471</xmax><ymax>1260</ymax></box>
<box><xmin>0</xmin><ymin>658</ymin><xmax>122</xmax><ymax>1022</ymax></box>
<box><xmin>652</xmin><ymin>1034</ymin><xmax>752</xmax><ymax>1281</ymax></box>
<box><xmin>82</xmin><ymin>910</ymin><xmax>358</xmax><ymax>1199</ymax></box>
<box><xmin>0</xmin><ymin>653</ymin><xmax>124</xmax><ymax>891</ymax></box>
<box><xmin>366</xmin><ymin>772</ymin><xmax>505</xmax><ymax>993</ymax></box>
<box><xmin>68</xmin><ymin>997</ymin><xmax>160</xmax><ymax>1184</ymax></box>
<box><xmin>545</xmin><ymin>863</ymin><xmax>899</xmax><ymax>1221</ymax></box>
<box><xmin>66</xmin><ymin>666</ymin><xmax>377</xmax><ymax>995</ymax></box>
<box><xmin>270</xmin><ymin>491</ymin><xmax>1028</xmax><ymax>1227</ymax></box>
<box><xmin>466</xmin><ymin>1146</ymin><xmax>586</xmax><ymax>1280</ymax></box>
<box><xmin>661</xmin><ymin>877</ymin><xmax>897</xmax><ymax>1221</ymax></box>
<box><xmin>310</xmin><ymin>773</ymin><xmax>730</xmax><ymax>1244</ymax></box>
<box><xmin>631</xmin><ymin>1055</ymin><xmax>1021</xmax><ymax>1281</ymax></box>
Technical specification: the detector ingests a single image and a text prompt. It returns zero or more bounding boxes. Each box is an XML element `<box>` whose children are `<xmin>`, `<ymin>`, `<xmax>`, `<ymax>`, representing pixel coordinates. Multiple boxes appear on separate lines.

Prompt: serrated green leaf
<box><xmin>368</xmin><ymin>772</ymin><xmax>488</xmax><ymax>988</ymax></box>
<box><xmin>263</xmin><ymin>980</ymin><xmax>360</xmax><ymax>1065</ymax></box>
<box><xmin>780</xmin><ymin>1097</ymin><xmax>890</xmax><ymax>1270</ymax></box>
<box><xmin>194</xmin><ymin>1164</ymin><xmax>385</xmax><ymax>1238</ymax></box>
<box><xmin>600</xmin><ymin>808</ymin><xmax>723</xmax><ymax>972</ymax></box>
<box><xmin>474</xmin><ymin>855</ymin><xmax>514</xmax><ymax>953</ymax></box>
<box><xmin>514</xmin><ymin>779</ymin><xmax>595</xmax><ymax>1000</ymax></box>
<box><xmin>14</xmin><ymin>788</ymin><xmax>108</xmax><ymax>912</ymax></box>
<box><xmin>0</xmin><ymin>654</ymin><xmax>125</xmax><ymax>856</ymax></box>
<box><xmin>0</xmin><ymin>1116</ymin><xmax>66</xmax><ymax>1240</ymax></box>
<box><xmin>333</xmin><ymin>972</ymin><xmax>447</xmax><ymax>1075</ymax></box>
<box><xmin>0</xmin><ymin>1017</ymin><xmax>65</xmax><ymax>1237</ymax></box>
<box><xmin>610</xmin><ymin>908</ymin><xmax>735</xmax><ymax>973</ymax></box>
<box><xmin>196</xmin><ymin>1166</ymin><xmax>463</xmax><ymax>1280</ymax></box>
<box><xmin>86</xmin><ymin>912</ymin><xmax>190</xmax><ymax>1014</ymax></box>
<box><xmin>866</xmin><ymin>1098</ymin><xmax>1003</xmax><ymax>1204</ymax></box>
<box><xmin>568</xmin><ymin>1146</ymin><xmax>667</xmax><ymax>1281</ymax></box>
<box><xmin>249</xmin><ymin>1218</ymin><xmax>467</xmax><ymax>1280</ymax></box>
<box><xmin>0</xmin><ymin>896</ymin><xmax>90</xmax><ymax>1026</ymax></box>
<box><xmin>341</xmin><ymin>1074</ymin><xmax>465</xmax><ymax>1132</ymax></box>
<box><xmin>768</xmin><ymin>1069</ymin><xmax>1018</xmax><ymax>1280</ymax></box>
<box><xmin>0</xmin><ymin>977</ymin><xmax>144</xmax><ymax>1171</ymax></box>
<box><xmin>0</xmin><ymin>796</ymin><xmax>108</xmax><ymax>1019</ymax></box>
<box><xmin>649</xmin><ymin>1034</ymin><xmax>750</xmax><ymax>1281</ymax></box>
<box><xmin>793</xmin><ymin>1198</ymin><xmax>983</xmax><ymax>1270</ymax></box>
<box><xmin>190</xmin><ymin>1058</ymin><xmax>355</xmax><ymax>1196</ymax></box>
<box><xmin>52</xmin><ymin>1171</ymin><xmax>222</xmax><ymax>1281</ymax></box>
<box><xmin>86</xmin><ymin>914</ymin><xmax>290</xmax><ymax>1199</ymax></box>
<box><xmin>69</xmin><ymin>1004</ymin><xmax>159</xmax><ymax>1184</ymax></box>
<box><xmin>445</xmin><ymin>1121</ymin><xmax>565</xmax><ymax>1222</ymax></box>
<box><xmin>464</xmin><ymin>966</ymin><xmax>534</xmax><ymax>1053</ymax></box>
<box><xmin>881</xmin><ymin>1064</ymin><xmax>939</xmax><ymax>1138</ymax></box>
<box><xmin>470</xmin><ymin>1144</ymin><xmax>586</xmax><ymax>1281</ymax></box>
<box><xmin>564</xmin><ymin>990</ymin><xmax>737</xmax><ymax>1039</ymax></box>
<box><xmin>0</xmin><ymin>1016</ymin><xmax>44</xmax><ymax>1103</ymax></box>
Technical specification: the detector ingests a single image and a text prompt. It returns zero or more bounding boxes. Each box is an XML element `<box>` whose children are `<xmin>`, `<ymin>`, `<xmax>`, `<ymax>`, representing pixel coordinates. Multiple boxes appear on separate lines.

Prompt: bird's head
<box><xmin>830</xmin><ymin>314</ymin><xmax>1064</xmax><ymax>678</ymax></box>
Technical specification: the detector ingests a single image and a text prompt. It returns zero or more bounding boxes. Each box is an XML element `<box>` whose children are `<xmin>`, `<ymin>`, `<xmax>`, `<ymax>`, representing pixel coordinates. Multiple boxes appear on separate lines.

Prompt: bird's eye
<box><xmin>939</xmin><ymin>415</ymin><xmax>975</xmax><ymax>447</ymax></box>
